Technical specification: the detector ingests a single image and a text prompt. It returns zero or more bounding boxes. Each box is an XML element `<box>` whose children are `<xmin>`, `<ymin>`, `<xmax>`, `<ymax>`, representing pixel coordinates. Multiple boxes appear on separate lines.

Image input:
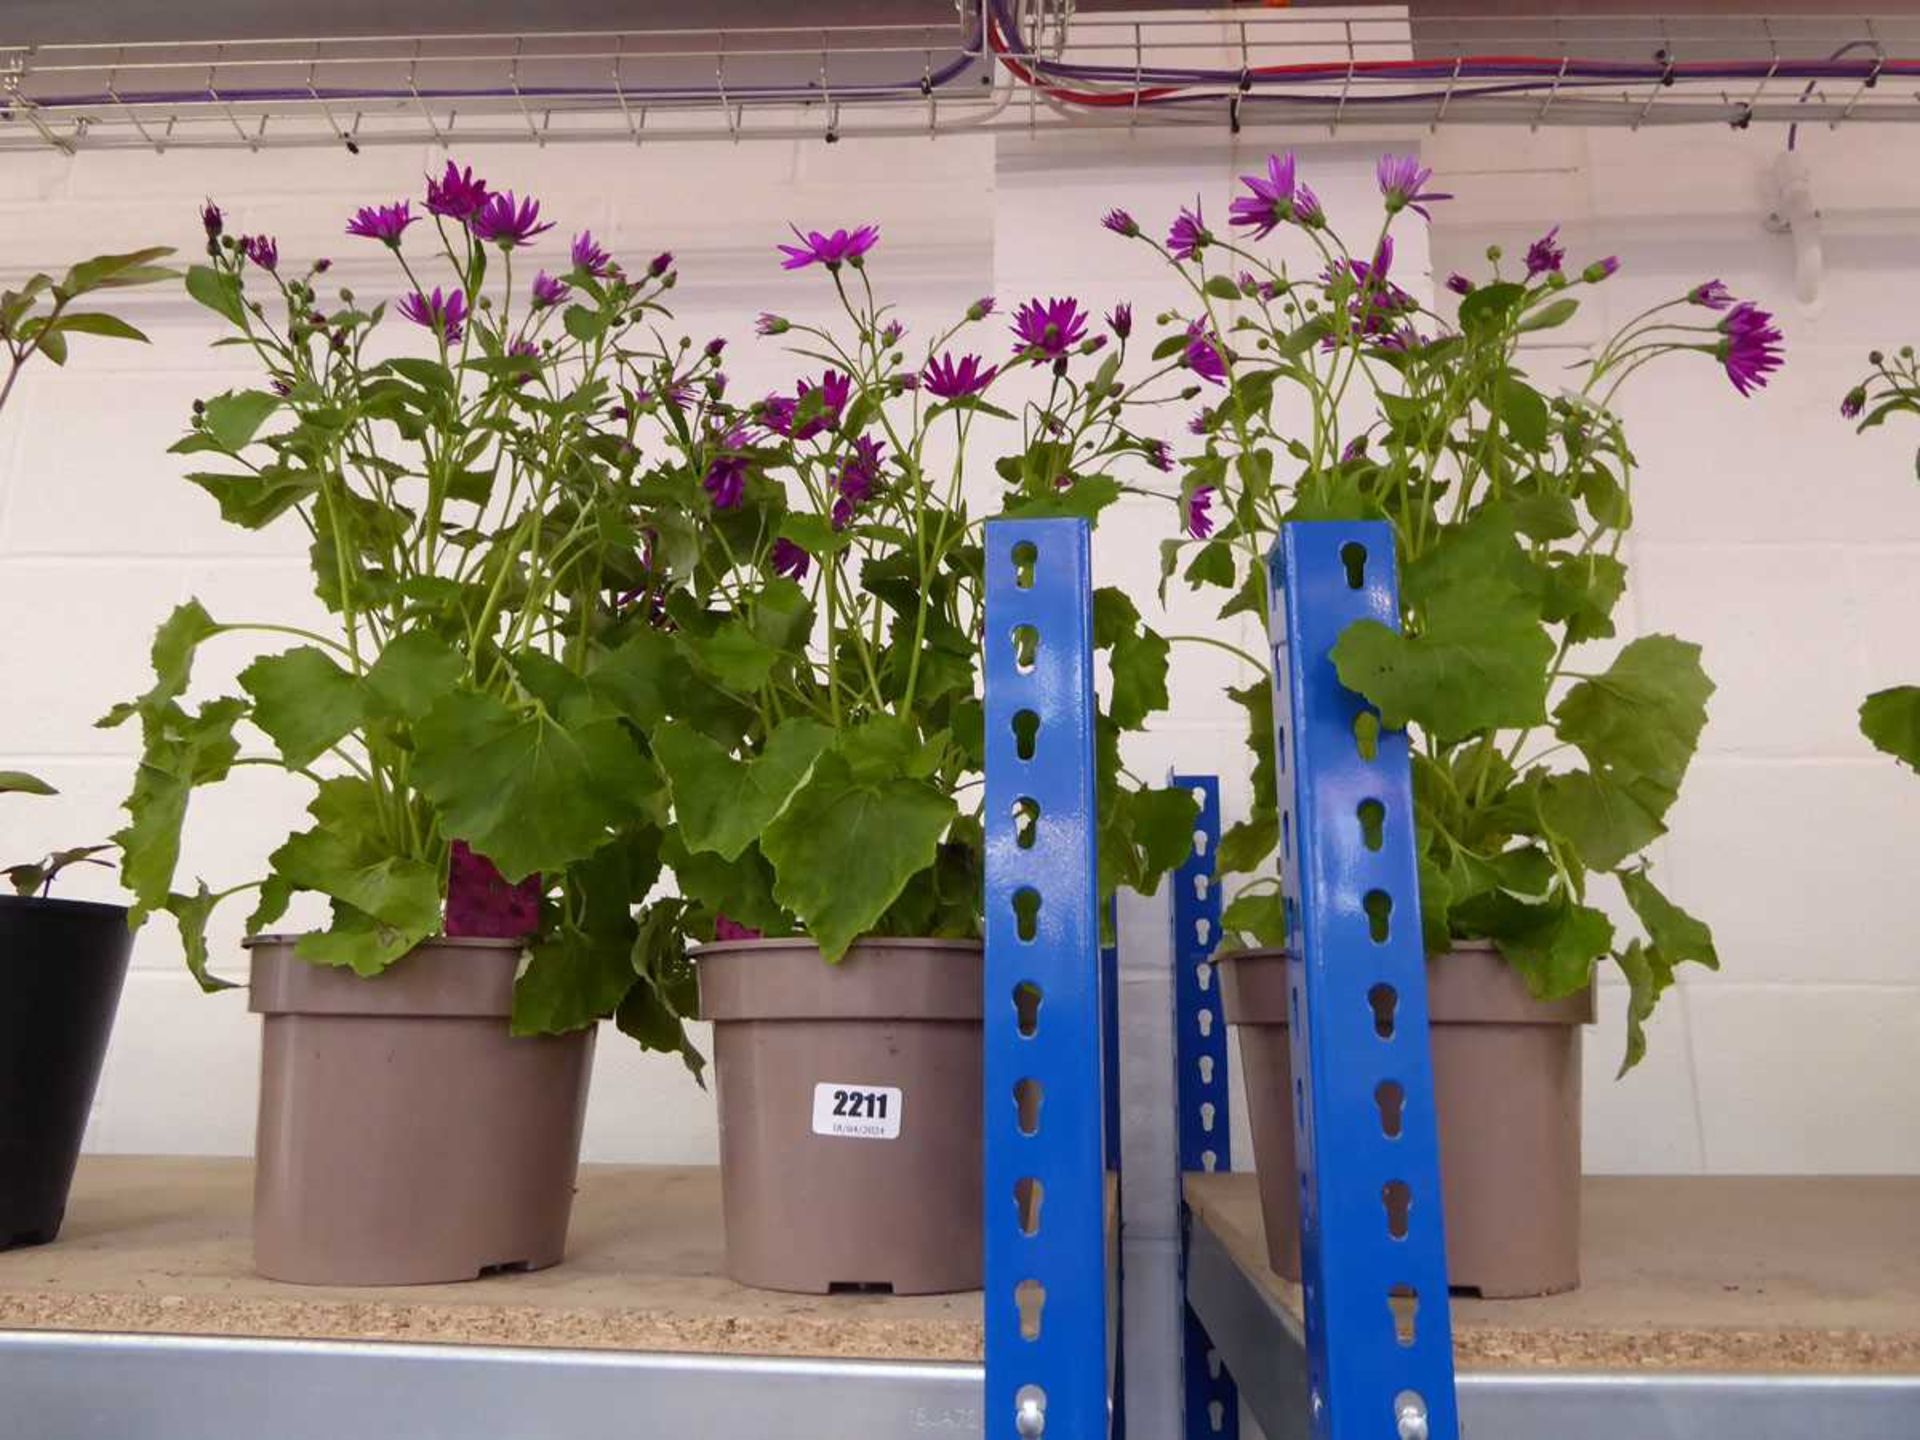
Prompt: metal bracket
<box><xmin>984</xmin><ymin>517</ymin><xmax>1109</xmax><ymax>1440</ymax></box>
<box><xmin>1268</xmin><ymin>522</ymin><xmax>1459</xmax><ymax>1440</ymax></box>
<box><xmin>1169</xmin><ymin>773</ymin><xmax>1238</xmax><ymax>1440</ymax></box>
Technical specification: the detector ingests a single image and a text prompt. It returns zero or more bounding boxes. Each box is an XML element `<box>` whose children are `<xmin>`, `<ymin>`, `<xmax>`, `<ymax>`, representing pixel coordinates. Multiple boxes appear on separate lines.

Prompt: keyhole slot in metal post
<box><xmin>1382</xmin><ymin>1179</ymin><xmax>1412</xmax><ymax>1239</ymax></box>
<box><xmin>1015</xmin><ymin>1279</ymin><xmax>1046</xmax><ymax>1340</ymax></box>
<box><xmin>1012</xmin><ymin>796</ymin><xmax>1040</xmax><ymax>850</ymax></box>
<box><xmin>1364</xmin><ymin>889</ymin><xmax>1393</xmax><ymax>943</ymax></box>
<box><xmin>1013</xmin><ymin>887</ymin><xmax>1041</xmax><ymax>942</ymax></box>
<box><xmin>1011</xmin><ymin>540</ymin><xmax>1037</xmax><ymax>589</ymax></box>
<box><xmin>1014</xmin><ymin>1176</ymin><xmax>1044</xmax><ymax>1235</ymax></box>
<box><xmin>1375</xmin><ymin>1079</ymin><xmax>1405</xmax><ymax>1138</ymax></box>
<box><xmin>1011</xmin><ymin>624</ymin><xmax>1039</xmax><ymax>673</ymax></box>
<box><xmin>1357</xmin><ymin>798</ymin><xmax>1385</xmax><ymax>851</ymax></box>
<box><xmin>1354</xmin><ymin>709</ymin><xmax>1381</xmax><ymax>761</ymax></box>
<box><xmin>1014</xmin><ymin>1077</ymin><xmax>1043</xmax><ymax>1136</ymax></box>
<box><xmin>1013</xmin><ymin>982</ymin><xmax>1042</xmax><ymax>1037</ymax></box>
<box><xmin>1369</xmin><ymin>983</ymin><xmax>1398</xmax><ymax>1039</ymax></box>
<box><xmin>1340</xmin><ymin>540</ymin><xmax>1368</xmax><ymax>589</ymax></box>
<box><xmin>1389</xmin><ymin>1285</ymin><xmax>1419</xmax><ymax>1346</ymax></box>
<box><xmin>1012</xmin><ymin>709</ymin><xmax>1040</xmax><ymax>761</ymax></box>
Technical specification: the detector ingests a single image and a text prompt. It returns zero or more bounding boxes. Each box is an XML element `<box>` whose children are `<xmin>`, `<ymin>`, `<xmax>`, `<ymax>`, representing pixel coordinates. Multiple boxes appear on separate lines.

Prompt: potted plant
<box><xmin>1</xmin><ymin>246</ymin><xmax>174</xmax><ymax>1248</ymax></box>
<box><xmin>1111</xmin><ymin>155</ymin><xmax>1781</xmax><ymax>1294</ymax></box>
<box><xmin>105</xmin><ymin>173</ymin><xmax>705</xmax><ymax>1284</ymax></box>
<box><xmin>1840</xmin><ymin>352</ymin><xmax>1920</xmax><ymax>772</ymax></box>
<box><xmin>645</xmin><ymin>227</ymin><xmax>1195</xmax><ymax>1292</ymax></box>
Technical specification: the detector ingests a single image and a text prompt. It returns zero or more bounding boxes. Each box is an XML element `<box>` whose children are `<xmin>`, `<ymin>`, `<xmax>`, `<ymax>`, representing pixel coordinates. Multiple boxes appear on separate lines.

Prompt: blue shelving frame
<box><xmin>1266</xmin><ymin>522</ymin><xmax>1459</xmax><ymax>1440</ymax></box>
<box><xmin>1169</xmin><ymin>775</ymin><xmax>1239</xmax><ymax>1440</ymax></box>
<box><xmin>983</xmin><ymin>517</ymin><xmax>1111</xmax><ymax>1440</ymax></box>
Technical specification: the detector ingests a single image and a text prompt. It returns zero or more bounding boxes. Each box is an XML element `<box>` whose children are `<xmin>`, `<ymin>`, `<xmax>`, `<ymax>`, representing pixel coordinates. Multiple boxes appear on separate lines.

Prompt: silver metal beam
<box><xmin>0</xmin><ymin>1330</ymin><xmax>986</xmax><ymax>1440</ymax></box>
<box><xmin>1184</xmin><ymin>1215</ymin><xmax>1920</xmax><ymax>1440</ymax></box>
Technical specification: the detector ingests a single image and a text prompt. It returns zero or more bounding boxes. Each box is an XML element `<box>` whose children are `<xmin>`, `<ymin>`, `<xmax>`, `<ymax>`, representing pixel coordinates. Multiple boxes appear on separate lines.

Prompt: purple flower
<box><xmin>706</xmin><ymin>337</ymin><xmax>727</xmax><ymax>359</ymax></box>
<box><xmin>470</xmin><ymin>191</ymin><xmax>554</xmax><ymax>249</ymax></box>
<box><xmin>1690</xmin><ymin>279</ymin><xmax>1735</xmax><ymax>311</ymax></box>
<box><xmin>778</xmin><ymin>224</ymin><xmax>879</xmax><ymax>271</ymax></box>
<box><xmin>200</xmin><ymin>199</ymin><xmax>224</xmax><ymax>248</ymax></box>
<box><xmin>269</xmin><ymin>376</ymin><xmax>292</xmax><ymax>398</ymax></box>
<box><xmin>832</xmin><ymin>435</ymin><xmax>886</xmax><ymax>530</ymax></box>
<box><xmin>1718</xmin><ymin>302</ymin><xmax>1784</xmax><ymax>397</ymax></box>
<box><xmin>1187</xmin><ymin>411</ymin><xmax>1211</xmax><ymax>436</ymax></box>
<box><xmin>704</xmin><ymin>424</ymin><xmax>755</xmax><ymax>510</ymax></box>
<box><xmin>769</xmin><ymin>538</ymin><xmax>811</xmax><ymax>581</ymax></box>
<box><xmin>397</xmin><ymin>286</ymin><xmax>467</xmax><ymax>344</ymax></box>
<box><xmin>1101</xmin><ymin>208</ymin><xmax>1139</xmax><ymax>238</ymax></box>
<box><xmin>507</xmin><ymin>338</ymin><xmax>540</xmax><ymax>386</ymax></box>
<box><xmin>1376</xmin><ymin>153</ymin><xmax>1450</xmax><ymax>220</ymax></box>
<box><xmin>1525</xmin><ymin>226</ymin><xmax>1566</xmax><ymax>278</ymax></box>
<box><xmin>425</xmin><ymin>162</ymin><xmax>489</xmax><ymax>221</ymax></box>
<box><xmin>881</xmin><ymin>319</ymin><xmax>905</xmax><ymax>347</ymax></box>
<box><xmin>1228</xmin><ymin>152</ymin><xmax>1299</xmax><ymax>240</ymax></box>
<box><xmin>1293</xmin><ymin>184</ymin><xmax>1325</xmax><ymax>229</ymax></box>
<box><xmin>346</xmin><ymin>201</ymin><xmax>416</xmax><ymax>246</ymax></box>
<box><xmin>1184</xmin><ymin>322</ymin><xmax>1227</xmax><ymax>386</ymax></box>
<box><xmin>755</xmin><ymin>312</ymin><xmax>789</xmax><ymax>336</ymax></box>
<box><xmin>1107</xmin><ymin>303</ymin><xmax>1133</xmax><ymax>340</ymax></box>
<box><xmin>1146</xmin><ymin>439</ymin><xmax>1172</xmax><ymax>473</ymax></box>
<box><xmin>1446</xmin><ymin>272</ymin><xmax>1475</xmax><ymax>296</ymax></box>
<box><xmin>648</xmin><ymin>251</ymin><xmax>675</xmax><ymax>278</ymax></box>
<box><xmin>1167</xmin><ymin>202</ymin><xmax>1210</xmax><ymax>261</ymax></box>
<box><xmin>571</xmin><ymin>230</ymin><xmax>613</xmax><ymax>277</ymax></box>
<box><xmin>1585</xmin><ymin>256</ymin><xmax>1621</xmax><ymax>283</ymax></box>
<box><xmin>923</xmin><ymin>351</ymin><xmax>999</xmax><ymax>401</ymax></box>
<box><xmin>530</xmin><ymin>270</ymin><xmax>570</xmax><ymax>309</ymax></box>
<box><xmin>1342</xmin><ymin>436</ymin><xmax>1368</xmax><ymax>462</ymax></box>
<box><xmin>1011</xmin><ymin>296</ymin><xmax>1090</xmax><ymax>362</ymax></box>
<box><xmin>764</xmin><ymin>370</ymin><xmax>852</xmax><ymax>440</ymax></box>
<box><xmin>241</xmin><ymin>235</ymin><xmax>278</xmax><ymax>273</ymax></box>
<box><xmin>969</xmin><ymin>296</ymin><xmax>998</xmax><ymax>321</ymax></box>
<box><xmin>1185</xmin><ymin>486</ymin><xmax>1216</xmax><ymax>540</ymax></box>
<box><xmin>1842</xmin><ymin>385</ymin><xmax>1867</xmax><ymax>420</ymax></box>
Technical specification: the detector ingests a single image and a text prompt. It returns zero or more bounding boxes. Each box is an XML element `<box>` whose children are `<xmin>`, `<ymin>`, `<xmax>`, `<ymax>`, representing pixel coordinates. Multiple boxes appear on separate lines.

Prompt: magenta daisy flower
<box><xmin>1446</xmin><ymin>272</ymin><xmax>1475</xmax><ymax>296</ymax></box>
<box><xmin>1184</xmin><ymin>323</ymin><xmax>1227</xmax><ymax>386</ymax></box>
<box><xmin>425</xmin><ymin>162</ymin><xmax>489</xmax><ymax>221</ymax></box>
<box><xmin>1718</xmin><ymin>302</ymin><xmax>1784</xmax><ymax>397</ymax></box>
<box><xmin>346</xmin><ymin>201</ymin><xmax>416</xmax><ymax>246</ymax></box>
<box><xmin>1011</xmin><ymin>296</ymin><xmax>1089</xmax><ymax>362</ymax></box>
<box><xmin>530</xmin><ymin>271</ymin><xmax>570</xmax><ymax>308</ymax></box>
<box><xmin>755</xmin><ymin>312</ymin><xmax>789</xmax><ymax>336</ymax></box>
<box><xmin>777</xmin><ymin>224</ymin><xmax>879</xmax><ymax>271</ymax></box>
<box><xmin>1228</xmin><ymin>152</ymin><xmax>1299</xmax><ymax>240</ymax></box>
<box><xmin>769</xmin><ymin>538</ymin><xmax>811</xmax><ymax>581</ymax></box>
<box><xmin>1293</xmin><ymin>183</ymin><xmax>1326</xmax><ymax>229</ymax></box>
<box><xmin>1101</xmin><ymin>208</ymin><xmax>1139</xmax><ymax>238</ymax></box>
<box><xmin>922</xmin><ymin>352</ymin><xmax>999</xmax><ymax>401</ymax></box>
<box><xmin>1690</xmin><ymin>279</ymin><xmax>1735</xmax><ymax>311</ymax></box>
<box><xmin>1585</xmin><ymin>256</ymin><xmax>1621</xmax><ymax>282</ymax></box>
<box><xmin>832</xmin><ymin>435</ymin><xmax>886</xmax><ymax>530</ymax></box>
<box><xmin>648</xmin><ymin>251</ymin><xmax>674</xmax><ymax>278</ymax></box>
<box><xmin>1146</xmin><ymin>439</ymin><xmax>1172</xmax><ymax>472</ymax></box>
<box><xmin>1376</xmin><ymin>154</ymin><xmax>1450</xmax><ymax>220</ymax></box>
<box><xmin>470</xmin><ymin>191</ymin><xmax>554</xmax><ymax>249</ymax></box>
<box><xmin>763</xmin><ymin>371</ymin><xmax>852</xmax><ymax>440</ymax></box>
<box><xmin>704</xmin><ymin>424</ymin><xmax>755</xmax><ymax>510</ymax></box>
<box><xmin>1525</xmin><ymin>226</ymin><xmax>1566</xmax><ymax>278</ymax></box>
<box><xmin>1107</xmin><ymin>303</ymin><xmax>1132</xmax><ymax>340</ymax></box>
<box><xmin>1185</xmin><ymin>486</ymin><xmax>1216</xmax><ymax>540</ymax></box>
<box><xmin>570</xmin><ymin>230</ymin><xmax>613</xmax><ymax>277</ymax></box>
<box><xmin>1167</xmin><ymin>202</ymin><xmax>1210</xmax><ymax>261</ymax></box>
<box><xmin>241</xmin><ymin>235</ymin><xmax>278</xmax><ymax>273</ymax></box>
<box><xmin>1841</xmin><ymin>385</ymin><xmax>1867</xmax><ymax>420</ymax></box>
<box><xmin>507</xmin><ymin>338</ymin><xmax>540</xmax><ymax>386</ymax></box>
<box><xmin>397</xmin><ymin>286</ymin><xmax>467</xmax><ymax>344</ymax></box>
<box><xmin>200</xmin><ymin>199</ymin><xmax>224</xmax><ymax>244</ymax></box>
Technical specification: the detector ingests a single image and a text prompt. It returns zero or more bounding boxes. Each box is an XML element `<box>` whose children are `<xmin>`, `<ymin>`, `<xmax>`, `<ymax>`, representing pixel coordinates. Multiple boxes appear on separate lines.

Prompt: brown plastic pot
<box><xmin>248</xmin><ymin>936</ymin><xmax>594</xmax><ymax>1286</ymax></box>
<box><xmin>1222</xmin><ymin>940</ymin><xmax>1594</xmax><ymax>1298</ymax></box>
<box><xmin>698</xmin><ymin>936</ymin><xmax>982</xmax><ymax>1295</ymax></box>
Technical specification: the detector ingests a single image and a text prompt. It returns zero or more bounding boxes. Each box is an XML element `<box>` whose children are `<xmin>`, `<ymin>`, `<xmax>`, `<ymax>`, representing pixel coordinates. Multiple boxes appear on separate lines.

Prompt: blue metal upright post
<box><xmin>1269</xmin><ymin>522</ymin><xmax>1460</xmax><ymax>1440</ymax></box>
<box><xmin>1170</xmin><ymin>774</ymin><xmax>1239</xmax><ymax>1440</ymax></box>
<box><xmin>984</xmin><ymin>517</ymin><xmax>1110</xmax><ymax>1440</ymax></box>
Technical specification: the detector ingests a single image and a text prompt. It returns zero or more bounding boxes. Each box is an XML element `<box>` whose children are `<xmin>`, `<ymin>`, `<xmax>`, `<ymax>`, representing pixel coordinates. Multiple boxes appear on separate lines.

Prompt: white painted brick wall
<box><xmin>2</xmin><ymin>123</ymin><xmax>1915</xmax><ymax>1206</ymax></box>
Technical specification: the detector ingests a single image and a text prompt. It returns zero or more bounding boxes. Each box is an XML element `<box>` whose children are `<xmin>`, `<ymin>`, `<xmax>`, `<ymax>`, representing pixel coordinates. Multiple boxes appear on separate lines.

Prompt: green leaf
<box><xmin>1613</xmin><ymin>939</ymin><xmax>1666</xmax><ymax>1075</ymax></box>
<box><xmin>52</xmin><ymin>312</ymin><xmax>149</xmax><ymax>343</ymax></box>
<box><xmin>655</xmin><ymin>718</ymin><xmax>834</xmax><ymax>862</ymax></box>
<box><xmin>667</xmin><ymin>837</ymin><xmax>790</xmax><ymax>936</ymax></box>
<box><xmin>1093</xmin><ymin>588</ymin><xmax>1171</xmax><ymax>731</ymax></box>
<box><xmin>193</xmin><ymin>390</ymin><xmax>282</xmax><ymax>452</ymax></box>
<box><xmin>1860</xmin><ymin>685</ymin><xmax>1920</xmax><ymax>771</ymax></box>
<box><xmin>63</xmin><ymin>246</ymin><xmax>174</xmax><ymax>294</ymax></box>
<box><xmin>295</xmin><ymin>905</ymin><xmax>431</xmax><ymax>976</ymax></box>
<box><xmin>1535</xmin><ymin>770</ymin><xmax>1667</xmax><ymax>872</ymax></box>
<box><xmin>412</xmin><ymin>690</ymin><xmax>655</xmax><ymax>882</ymax></box>
<box><xmin>1481</xmin><ymin>892</ymin><xmax>1612</xmax><ymax>1000</ymax></box>
<box><xmin>1458</xmin><ymin>281</ymin><xmax>1526</xmax><ymax>333</ymax></box>
<box><xmin>616</xmin><ymin>903</ymin><xmax>705</xmax><ymax>1081</ymax></box>
<box><xmin>762</xmin><ymin>748</ymin><xmax>957</xmax><ymax>962</ymax></box>
<box><xmin>166</xmin><ymin>883</ymin><xmax>238</xmax><ymax>991</ymax></box>
<box><xmin>239</xmin><ymin>646</ymin><xmax>365</xmax><ymax>768</ymax></box>
<box><xmin>1126</xmin><ymin>784</ymin><xmax>1204</xmax><ymax>880</ymax></box>
<box><xmin>113</xmin><ymin>696</ymin><xmax>247</xmax><ymax>922</ymax></box>
<box><xmin>513</xmin><ymin>833</ymin><xmax>661</xmax><ymax>1035</ymax></box>
<box><xmin>1508</xmin><ymin>493</ymin><xmax>1579</xmax><ymax>542</ymax></box>
<box><xmin>364</xmin><ymin>631</ymin><xmax>465</xmax><ymax>721</ymax></box>
<box><xmin>185</xmin><ymin>264</ymin><xmax>247</xmax><ymax>326</ymax></box>
<box><xmin>183</xmin><ymin>465</ymin><xmax>321</xmax><ymax>528</ymax></box>
<box><xmin>1220</xmin><ymin>888</ymin><xmax>1287</xmax><ymax>949</ymax></box>
<box><xmin>1184</xmin><ymin>540</ymin><xmax>1236</xmax><ymax>590</ymax></box>
<box><xmin>99</xmin><ymin>599</ymin><xmax>221</xmax><ymax>730</ymax></box>
<box><xmin>1203</xmin><ymin>275</ymin><xmax>1244</xmax><ymax>300</ymax></box>
<box><xmin>1618</xmin><ymin>868</ymin><xmax>1718</xmax><ymax>972</ymax></box>
<box><xmin>1518</xmin><ymin>296</ymin><xmax>1579</xmax><ymax>334</ymax></box>
<box><xmin>1216</xmin><ymin>812</ymin><xmax>1278</xmax><ymax>878</ymax></box>
<box><xmin>1496</xmin><ymin>377</ymin><xmax>1550</xmax><ymax>450</ymax></box>
<box><xmin>1332</xmin><ymin>588</ymin><xmax>1551</xmax><ymax>743</ymax></box>
<box><xmin>0</xmin><ymin>770</ymin><xmax>56</xmax><ymax>796</ymax></box>
<box><xmin>1539</xmin><ymin>552</ymin><xmax>1627</xmax><ymax>643</ymax></box>
<box><xmin>677</xmin><ymin>621</ymin><xmax>781</xmax><ymax>692</ymax></box>
<box><xmin>1554</xmin><ymin>635</ymin><xmax>1713</xmax><ymax>800</ymax></box>
<box><xmin>271</xmin><ymin>828</ymin><xmax>442</xmax><ymax>937</ymax></box>
<box><xmin>563</xmin><ymin>304</ymin><xmax>607</xmax><ymax>342</ymax></box>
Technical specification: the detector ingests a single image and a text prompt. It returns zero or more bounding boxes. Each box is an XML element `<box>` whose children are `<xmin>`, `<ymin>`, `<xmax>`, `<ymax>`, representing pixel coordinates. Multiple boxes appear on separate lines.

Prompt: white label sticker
<box><xmin>811</xmin><ymin>1082</ymin><xmax>904</xmax><ymax>1140</ymax></box>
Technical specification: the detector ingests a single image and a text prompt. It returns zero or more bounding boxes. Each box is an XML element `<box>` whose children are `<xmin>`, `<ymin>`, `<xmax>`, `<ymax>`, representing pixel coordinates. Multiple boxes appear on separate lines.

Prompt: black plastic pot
<box><xmin>0</xmin><ymin>894</ymin><xmax>132</xmax><ymax>1249</ymax></box>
